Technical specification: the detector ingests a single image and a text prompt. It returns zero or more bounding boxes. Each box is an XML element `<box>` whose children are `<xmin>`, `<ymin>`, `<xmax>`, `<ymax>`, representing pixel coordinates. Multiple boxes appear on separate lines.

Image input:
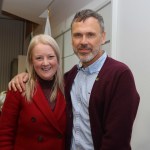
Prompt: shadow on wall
<box><xmin>0</xmin><ymin>0</ymin><xmax>3</xmax><ymax>14</ymax></box>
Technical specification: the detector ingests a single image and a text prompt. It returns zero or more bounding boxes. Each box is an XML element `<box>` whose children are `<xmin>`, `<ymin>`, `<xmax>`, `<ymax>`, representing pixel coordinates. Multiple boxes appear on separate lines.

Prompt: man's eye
<box><xmin>73</xmin><ymin>34</ymin><xmax>82</xmax><ymax>38</ymax></box>
<box><xmin>87</xmin><ymin>33</ymin><xmax>95</xmax><ymax>38</ymax></box>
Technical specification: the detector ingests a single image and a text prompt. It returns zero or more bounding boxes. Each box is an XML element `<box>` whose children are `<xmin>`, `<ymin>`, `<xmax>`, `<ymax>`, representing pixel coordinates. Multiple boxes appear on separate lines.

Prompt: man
<box><xmin>9</xmin><ymin>9</ymin><xmax>140</xmax><ymax>150</ymax></box>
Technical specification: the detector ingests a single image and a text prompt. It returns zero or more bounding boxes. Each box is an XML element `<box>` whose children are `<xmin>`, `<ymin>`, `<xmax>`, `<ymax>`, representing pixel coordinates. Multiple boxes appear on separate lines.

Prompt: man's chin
<box><xmin>79</xmin><ymin>57</ymin><xmax>93</xmax><ymax>63</ymax></box>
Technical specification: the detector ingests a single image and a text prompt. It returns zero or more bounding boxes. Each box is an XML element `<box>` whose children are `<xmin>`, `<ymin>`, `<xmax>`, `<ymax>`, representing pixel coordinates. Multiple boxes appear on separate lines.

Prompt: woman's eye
<box><xmin>36</xmin><ymin>57</ymin><xmax>42</xmax><ymax>60</ymax></box>
<box><xmin>48</xmin><ymin>55</ymin><xmax>55</xmax><ymax>59</ymax></box>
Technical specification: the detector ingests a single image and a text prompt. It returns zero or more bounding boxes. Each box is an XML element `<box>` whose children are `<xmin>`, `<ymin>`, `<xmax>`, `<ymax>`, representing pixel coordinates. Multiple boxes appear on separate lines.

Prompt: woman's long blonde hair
<box><xmin>25</xmin><ymin>34</ymin><xmax>64</xmax><ymax>102</ymax></box>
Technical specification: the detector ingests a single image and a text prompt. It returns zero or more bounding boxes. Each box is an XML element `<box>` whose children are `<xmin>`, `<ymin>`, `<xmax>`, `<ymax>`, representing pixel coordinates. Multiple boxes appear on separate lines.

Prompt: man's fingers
<box><xmin>23</xmin><ymin>74</ymin><xmax>29</xmax><ymax>83</ymax></box>
<box><xmin>15</xmin><ymin>78</ymin><xmax>24</xmax><ymax>92</ymax></box>
<box><xmin>8</xmin><ymin>80</ymin><xmax>17</xmax><ymax>91</ymax></box>
<box><xmin>8</xmin><ymin>79</ymin><xmax>23</xmax><ymax>92</ymax></box>
<box><xmin>20</xmin><ymin>81</ymin><xmax>26</xmax><ymax>91</ymax></box>
<box><xmin>8</xmin><ymin>72</ymin><xmax>27</xmax><ymax>92</ymax></box>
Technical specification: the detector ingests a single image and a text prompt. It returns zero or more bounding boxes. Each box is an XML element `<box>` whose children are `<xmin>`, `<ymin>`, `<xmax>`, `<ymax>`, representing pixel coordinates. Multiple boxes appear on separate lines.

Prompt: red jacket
<box><xmin>65</xmin><ymin>56</ymin><xmax>140</xmax><ymax>150</ymax></box>
<box><xmin>0</xmin><ymin>83</ymin><xmax>66</xmax><ymax>150</ymax></box>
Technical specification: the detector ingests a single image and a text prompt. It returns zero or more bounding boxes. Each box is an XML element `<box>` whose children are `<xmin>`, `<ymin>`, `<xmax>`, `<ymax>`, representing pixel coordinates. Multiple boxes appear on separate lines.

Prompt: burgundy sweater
<box><xmin>64</xmin><ymin>56</ymin><xmax>140</xmax><ymax>150</ymax></box>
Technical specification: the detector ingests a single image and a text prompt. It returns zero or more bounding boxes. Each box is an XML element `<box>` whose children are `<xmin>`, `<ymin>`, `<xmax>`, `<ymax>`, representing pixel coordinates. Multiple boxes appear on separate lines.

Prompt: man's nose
<box><xmin>80</xmin><ymin>35</ymin><xmax>88</xmax><ymax>44</ymax></box>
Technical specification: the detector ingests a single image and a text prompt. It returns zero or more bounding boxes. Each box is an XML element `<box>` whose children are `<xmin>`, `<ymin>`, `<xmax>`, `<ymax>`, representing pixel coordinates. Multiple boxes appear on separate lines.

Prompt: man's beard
<box><xmin>74</xmin><ymin>44</ymin><xmax>100</xmax><ymax>63</ymax></box>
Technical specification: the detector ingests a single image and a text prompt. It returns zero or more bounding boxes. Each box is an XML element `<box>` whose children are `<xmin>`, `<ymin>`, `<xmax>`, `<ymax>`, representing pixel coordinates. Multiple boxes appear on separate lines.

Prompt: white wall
<box><xmin>113</xmin><ymin>0</ymin><xmax>150</xmax><ymax>149</ymax></box>
<box><xmin>54</xmin><ymin>0</ymin><xmax>111</xmax><ymax>73</ymax></box>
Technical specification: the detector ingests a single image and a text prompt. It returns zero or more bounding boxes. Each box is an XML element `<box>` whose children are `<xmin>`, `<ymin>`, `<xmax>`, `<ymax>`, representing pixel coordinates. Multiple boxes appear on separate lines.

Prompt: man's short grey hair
<box><xmin>71</xmin><ymin>9</ymin><xmax>105</xmax><ymax>32</ymax></box>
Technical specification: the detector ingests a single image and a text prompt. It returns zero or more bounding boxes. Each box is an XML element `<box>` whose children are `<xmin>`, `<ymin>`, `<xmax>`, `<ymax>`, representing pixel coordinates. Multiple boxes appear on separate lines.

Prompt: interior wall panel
<box><xmin>0</xmin><ymin>18</ymin><xmax>24</xmax><ymax>92</ymax></box>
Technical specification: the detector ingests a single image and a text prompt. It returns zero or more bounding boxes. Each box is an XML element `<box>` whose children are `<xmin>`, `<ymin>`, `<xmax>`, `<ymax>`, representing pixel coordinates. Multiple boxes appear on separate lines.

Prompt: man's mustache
<box><xmin>78</xmin><ymin>44</ymin><xmax>92</xmax><ymax>50</ymax></box>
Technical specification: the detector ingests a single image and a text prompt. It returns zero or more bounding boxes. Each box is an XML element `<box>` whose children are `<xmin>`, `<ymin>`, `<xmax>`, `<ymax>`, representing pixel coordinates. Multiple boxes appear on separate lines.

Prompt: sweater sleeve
<box><xmin>101</xmin><ymin>69</ymin><xmax>140</xmax><ymax>150</ymax></box>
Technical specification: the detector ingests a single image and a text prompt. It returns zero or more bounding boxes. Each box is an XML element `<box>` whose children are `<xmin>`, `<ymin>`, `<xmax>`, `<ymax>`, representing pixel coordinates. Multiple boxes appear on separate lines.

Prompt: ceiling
<box><xmin>1</xmin><ymin>0</ymin><xmax>92</xmax><ymax>25</ymax></box>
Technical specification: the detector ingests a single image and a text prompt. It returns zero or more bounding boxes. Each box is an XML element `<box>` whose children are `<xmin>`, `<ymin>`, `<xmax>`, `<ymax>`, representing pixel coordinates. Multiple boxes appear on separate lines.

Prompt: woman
<box><xmin>0</xmin><ymin>34</ymin><xmax>66</xmax><ymax>150</ymax></box>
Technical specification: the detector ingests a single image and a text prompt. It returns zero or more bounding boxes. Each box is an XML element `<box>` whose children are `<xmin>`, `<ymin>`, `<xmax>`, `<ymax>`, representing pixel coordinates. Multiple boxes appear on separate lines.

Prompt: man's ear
<box><xmin>101</xmin><ymin>32</ymin><xmax>106</xmax><ymax>45</ymax></box>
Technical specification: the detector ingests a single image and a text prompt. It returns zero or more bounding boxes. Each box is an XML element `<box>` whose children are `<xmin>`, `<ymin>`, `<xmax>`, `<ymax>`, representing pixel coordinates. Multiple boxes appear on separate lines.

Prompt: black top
<box><xmin>37</xmin><ymin>76</ymin><xmax>56</xmax><ymax>111</ymax></box>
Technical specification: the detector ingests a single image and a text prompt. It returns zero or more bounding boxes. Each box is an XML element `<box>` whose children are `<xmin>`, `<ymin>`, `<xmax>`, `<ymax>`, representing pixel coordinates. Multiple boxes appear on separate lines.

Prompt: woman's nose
<box><xmin>43</xmin><ymin>58</ymin><xmax>49</xmax><ymax>65</ymax></box>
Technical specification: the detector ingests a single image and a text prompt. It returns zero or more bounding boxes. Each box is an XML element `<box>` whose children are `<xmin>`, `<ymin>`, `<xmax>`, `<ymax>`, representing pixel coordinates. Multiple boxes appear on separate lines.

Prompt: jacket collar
<box><xmin>32</xmin><ymin>83</ymin><xmax>66</xmax><ymax>133</ymax></box>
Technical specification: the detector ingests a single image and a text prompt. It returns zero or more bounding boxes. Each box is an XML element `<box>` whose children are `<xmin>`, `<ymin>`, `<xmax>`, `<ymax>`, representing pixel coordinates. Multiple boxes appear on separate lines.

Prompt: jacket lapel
<box><xmin>32</xmin><ymin>83</ymin><xmax>64</xmax><ymax>133</ymax></box>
